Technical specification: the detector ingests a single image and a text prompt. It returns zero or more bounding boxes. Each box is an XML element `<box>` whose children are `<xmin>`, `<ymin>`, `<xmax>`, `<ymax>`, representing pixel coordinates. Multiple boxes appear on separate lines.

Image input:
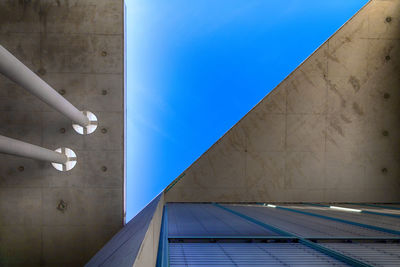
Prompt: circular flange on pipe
<box><xmin>72</xmin><ymin>111</ymin><xmax>98</xmax><ymax>135</ymax></box>
<box><xmin>51</xmin><ymin>147</ymin><xmax>77</xmax><ymax>171</ymax></box>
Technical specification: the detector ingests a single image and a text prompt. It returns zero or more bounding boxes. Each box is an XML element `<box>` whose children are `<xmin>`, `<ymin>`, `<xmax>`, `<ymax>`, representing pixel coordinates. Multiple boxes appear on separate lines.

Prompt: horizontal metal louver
<box><xmin>225</xmin><ymin>204</ymin><xmax>397</xmax><ymax>238</ymax></box>
<box><xmin>168</xmin><ymin>203</ymin><xmax>277</xmax><ymax>237</ymax></box>
<box><xmin>169</xmin><ymin>243</ymin><xmax>348</xmax><ymax>266</ymax></box>
<box><xmin>323</xmin><ymin>243</ymin><xmax>400</xmax><ymax>267</ymax></box>
<box><xmin>285</xmin><ymin>205</ymin><xmax>400</xmax><ymax>231</ymax></box>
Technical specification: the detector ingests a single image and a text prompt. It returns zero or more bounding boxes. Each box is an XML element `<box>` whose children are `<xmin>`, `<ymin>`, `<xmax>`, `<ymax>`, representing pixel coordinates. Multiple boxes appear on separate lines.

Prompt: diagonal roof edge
<box><xmin>163</xmin><ymin>0</ymin><xmax>372</xmax><ymax>195</ymax></box>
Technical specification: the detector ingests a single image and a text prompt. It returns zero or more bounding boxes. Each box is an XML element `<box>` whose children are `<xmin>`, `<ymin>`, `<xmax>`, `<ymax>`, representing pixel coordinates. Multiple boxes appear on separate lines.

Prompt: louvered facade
<box><xmin>160</xmin><ymin>203</ymin><xmax>400</xmax><ymax>267</ymax></box>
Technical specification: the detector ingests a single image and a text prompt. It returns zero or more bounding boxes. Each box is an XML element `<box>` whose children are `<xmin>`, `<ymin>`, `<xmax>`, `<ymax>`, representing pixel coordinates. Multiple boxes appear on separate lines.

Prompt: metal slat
<box><xmin>225</xmin><ymin>204</ymin><xmax>395</xmax><ymax>238</ymax></box>
<box><xmin>303</xmin><ymin>206</ymin><xmax>400</xmax><ymax>231</ymax></box>
<box><xmin>216</xmin><ymin>204</ymin><xmax>371</xmax><ymax>266</ymax></box>
<box><xmin>299</xmin><ymin>204</ymin><xmax>400</xmax><ymax>228</ymax></box>
<box><xmin>169</xmin><ymin>243</ymin><xmax>349</xmax><ymax>266</ymax></box>
<box><xmin>168</xmin><ymin>203</ymin><xmax>277</xmax><ymax>237</ymax></box>
<box><xmin>275</xmin><ymin>206</ymin><xmax>400</xmax><ymax>236</ymax></box>
<box><xmin>167</xmin><ymin>203</ymin><xmax>399</xmax><ymax>267</ymax></box>
<box><xmin>323</xmin><ymin>243</ymin><xmax>400</xmax><ymax>266</ymax></box>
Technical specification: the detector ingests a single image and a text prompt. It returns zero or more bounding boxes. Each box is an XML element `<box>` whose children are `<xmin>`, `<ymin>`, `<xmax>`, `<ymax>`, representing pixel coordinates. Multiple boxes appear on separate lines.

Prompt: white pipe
<box><xmin>0</xmin><ymin>45</ymin><xmax>89</xmax><ymax>127</ymax></box>
<box><xmin>0</xmin><ymin>135</ymin><xmax>68</xmax><ymax>164</ymax></box>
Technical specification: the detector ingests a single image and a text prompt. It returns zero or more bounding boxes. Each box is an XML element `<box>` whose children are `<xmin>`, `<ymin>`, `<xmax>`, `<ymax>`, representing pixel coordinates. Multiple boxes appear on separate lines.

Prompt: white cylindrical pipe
<box><xmin>0</xmin><ymin>135</ymin><xmax>68</xmax><ymax>164</ymax></box>
<box><xmin>0</xmin><ymin>45</ymin><xmax>89</xmax><ymax>127</ymax></box>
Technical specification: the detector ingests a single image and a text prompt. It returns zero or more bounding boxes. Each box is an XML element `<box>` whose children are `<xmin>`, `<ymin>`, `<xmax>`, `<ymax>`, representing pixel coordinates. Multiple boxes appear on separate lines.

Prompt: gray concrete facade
<box><xmin>165</xmin><ymin>0</ymin><xmax>400</xmax><ymax>203</ymax></box>
<box><xmin>0</xmin><ymin>1</ymin><xmax>124</xmax><ymax>266</ymax></box>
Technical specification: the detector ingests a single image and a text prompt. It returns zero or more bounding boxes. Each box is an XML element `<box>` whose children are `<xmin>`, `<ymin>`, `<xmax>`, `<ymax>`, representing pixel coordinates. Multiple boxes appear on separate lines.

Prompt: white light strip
<box><xmin>330</xmin><ymin>206</ymin><xmax>361</xmax><ymax>212</ymax></box>
<box><xmin>267</xmin><ymin>204</ymin><xmax>276</xmax><ymax>208</ymax></box>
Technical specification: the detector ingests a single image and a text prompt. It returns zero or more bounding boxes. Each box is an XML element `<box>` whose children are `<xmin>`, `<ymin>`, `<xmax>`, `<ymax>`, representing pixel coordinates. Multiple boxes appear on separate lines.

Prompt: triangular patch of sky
<box><xmin>126</xmin><ymin>0</ymin><xmax>368</xmax><ymax>221</ymax></box>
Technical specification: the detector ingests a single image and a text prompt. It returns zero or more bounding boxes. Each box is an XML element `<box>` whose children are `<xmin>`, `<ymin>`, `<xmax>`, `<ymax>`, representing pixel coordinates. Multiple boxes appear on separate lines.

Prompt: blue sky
<box><xmin>125</xmin><ymin>0</ymin><xmax>368</xmax><ymax>221</ymax></box>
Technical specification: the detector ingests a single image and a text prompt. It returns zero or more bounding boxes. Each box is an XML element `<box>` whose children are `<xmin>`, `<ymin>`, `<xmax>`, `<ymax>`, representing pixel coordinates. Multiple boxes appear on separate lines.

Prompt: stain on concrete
<box><xmin>340</xmin><ymin>114</ymin><xmax>352</xmax><ymax>123</ymax></box>
<box><xmin>0</xmin><ymin>0</ymin><xmax>39</xmax><ymax>33</ymax></box>
<box><xmin>348</xmin><ymin>76</ymin><xmax>361</xmax><ymax>92</ymax></box>
<box><xmin>324</xmin><ymin>77</ymin><xmax>346</xmax><ymax>108</ymax></box>
<box><xmin>352</xmin><ymin>102</ymin><xmax>364</xmax><ymax>116</ymax></box>
<box><xmin>300</xmin><ymin>70</ymin><xmax>315</xmax><ymax>88</ymax></box>
<box><xmin>290</xmin><ymin>80</ymin><xmax>298</xmax><ymax>92</ymax></box>
<box><xmin>330</xmin><ymin>117</ymin><xmax>344</xmax><ymax>137</ymax></box>
<box><xmin>38</xmin><ymin>3</ymin><xmax>49</xmax><ymax>31</ymax></box>
<box><xmin>329</xmin><ymin>19</ymin><xmax>365</xmax><ymax>55</ymax></box>
<box><xmin>316</xmin><ymin>60</ymin><xmax>327</xmax><ymax>77</ymax></box>
<box><xmin>16</xmin><ymin>43</ymin><xmax>27</xmax><ymax>61</ymax></box>
<box><xmin>326</xmin><ymin>133</ymin><xmax>338</xmax><ymax>147</ymax></box>
<box><xmin>324</xmin><ymin>50</ymin><xmax>340</xmax><ymax>63</ymax></box>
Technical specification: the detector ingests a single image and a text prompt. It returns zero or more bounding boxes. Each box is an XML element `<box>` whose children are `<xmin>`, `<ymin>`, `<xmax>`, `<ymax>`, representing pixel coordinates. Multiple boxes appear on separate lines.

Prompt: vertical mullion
<box><xmin>156</xmin><ymin>204</ymin><xmax>169</xmax><ymax>267</ymax></box>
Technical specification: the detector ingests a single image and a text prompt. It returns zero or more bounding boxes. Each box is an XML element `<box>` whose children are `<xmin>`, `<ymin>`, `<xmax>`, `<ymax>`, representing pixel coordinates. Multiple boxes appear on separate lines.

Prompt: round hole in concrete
<box><xmin>382</xmin><ymin>167</ymin><xmax>388</xmax><ymax>174</ymax></box>
<box><xmin>72</xmin><ymin>111</ymin><xmax>98</xmax><ymax>135</ymax></box>
<box><xmin>385</xmin><ymin>55</ymin><xmax>391</xmax><ymax>61</ymax></box>
<box><xmin>59</xmin><ymin>128</ymin><xmax>66</xmax><ymax>134</ymax></box>
<box><xmin>382</xmin><ymin>130</ymin><xmax>389</xmax><ymax>137</ymax></box>
<box><xmin>18</xmin><ymin>166</ymin><xmax>24</xmax><ymax>172</ymax></box>
<box><xmin>51</xmin><ymin>147</ymin><xmax>77</xmax><ymax>172</ymax></box>
<box><xmin>101</xmin><ymin>51</ymin><xmax>107</xmax><ymax>57</ymax></box>
<box><xmin>101</xmin><ymin>166</ymin><xmax>107</xmax><ymax>172</ymax></box>
<box><xmin>102</xmin><ymin>89</ymin><xmax>108</xmax><ymax>95</ymax></box>
<box><xmin>386</xmin><ymin>16</ymin><xmax>392</xmax><ymax>23</ymax></box>
<box><xmin>383</xmin><ymin>93</ymin><xmax>390</xmax><ymax>99</ymax></box>
<box><xmin>101</xmin><ymin>128</ymin><xmax>107</xmax><ymax>134</ymax></box>
<box><xmin>59</xmin><ymin>89</ymin><xmax>66</xmax><ymax>95</ymax></box>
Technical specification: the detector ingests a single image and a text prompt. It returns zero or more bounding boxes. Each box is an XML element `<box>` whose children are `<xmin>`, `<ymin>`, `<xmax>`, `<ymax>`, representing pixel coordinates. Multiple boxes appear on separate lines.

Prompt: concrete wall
<box><xmin>86</xmin><ymin>194</ymin><xmax>163</xmax><ymax>267</ymax></box>
<box><xmin>166</xmin><ymin>0</ymin><xmax>400</xmax><ymax>203</ymax></box>
<box><xmin>132</xmin><ymin>194</ymin><xmax>164</xmax><ymax>267</ymax></box>
<box><xmin>0</xmin><ymin>1</ymin><xmax>124</xmax><ymax>266</ymax></box>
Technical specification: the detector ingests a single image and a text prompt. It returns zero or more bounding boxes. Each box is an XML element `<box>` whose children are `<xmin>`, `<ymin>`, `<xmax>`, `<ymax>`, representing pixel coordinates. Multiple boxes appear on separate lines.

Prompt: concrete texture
<box><xmin>0</xmin><ymin>0</ymin><xmax>124</xmax><ymax>266</ymax></box>
<box><xmin>132</xmin><ymin>194</ymin><xmax>164</xmax><ymax>267</ymax></box>
<box><xmin>86</xmin><ymin>194</ymin><xmax>163</xmax><ymax>267</ymax></box>
<box><xmin>165</xmin><ymin>0</ymin><xmax>400</xmax><ymax>203</ymax></box>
